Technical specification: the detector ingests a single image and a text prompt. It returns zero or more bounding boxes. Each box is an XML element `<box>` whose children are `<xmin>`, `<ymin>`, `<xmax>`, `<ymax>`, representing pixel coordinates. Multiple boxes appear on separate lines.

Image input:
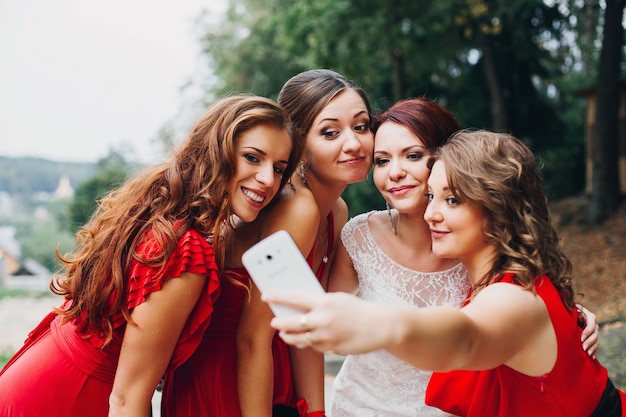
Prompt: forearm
<box><xmin>385</xmin><ymin>305</ymin><xmax>474</xmax><ymax>371</ymax></box>
<box><xmin>108</xmin><ymin>392</ymin><xmax>153</xmax><ymax>417</ymax></box>
<box><xmin>238</xmin><ymin>342</ymin><xmax>274</xmax><ymax>417</ymax></box>
<box><xmin>289</xmin><ymin>346</ymin><xmax>325</xmax><ymax>412</ymax></box>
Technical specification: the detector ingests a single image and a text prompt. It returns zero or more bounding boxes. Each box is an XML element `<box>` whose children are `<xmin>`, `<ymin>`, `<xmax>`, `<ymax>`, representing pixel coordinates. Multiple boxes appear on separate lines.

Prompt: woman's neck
<box><xmin>462</xmin><ymin>248</ymin><xmax>498</xmax><ymax>288</ymax></box>
<box><xmin>292</xmin><ymin>172</ymin><xmax>345</xmax><ymax>217</ymax></box>
<box><xmin>396</xmin><ymin>209</ymin><xmax>431</xmax><ymax>242</ymax></box>
<box><xmin>394</xmin><ymin>209</ymin><xmax>460</xmax><ymax>272</ymax></box>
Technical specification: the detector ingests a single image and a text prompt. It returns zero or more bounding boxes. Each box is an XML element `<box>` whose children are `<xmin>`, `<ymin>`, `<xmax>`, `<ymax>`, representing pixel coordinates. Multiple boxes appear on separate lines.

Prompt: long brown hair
<box><xmin>433</xmin><ymin>130</ymin><xmax>575</xmax><ymax>308</ymax></box>
<box><xmin>52</xmin><ymin>95</ymin><xmax>299</xmax><ymax>345</ymax></box>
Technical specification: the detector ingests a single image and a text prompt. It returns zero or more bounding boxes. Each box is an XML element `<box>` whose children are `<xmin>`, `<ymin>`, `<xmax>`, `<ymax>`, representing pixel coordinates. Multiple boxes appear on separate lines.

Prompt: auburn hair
<box><xmin>52</xmin><ymin>95</ymin><xmax>300</xmax><ymax>345</ymax></box>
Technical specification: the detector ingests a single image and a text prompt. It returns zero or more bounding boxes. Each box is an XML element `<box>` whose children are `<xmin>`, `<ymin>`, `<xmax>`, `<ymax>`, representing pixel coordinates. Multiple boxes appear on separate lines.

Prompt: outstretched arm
<box><xmin>265</xmin><ymin>282</ymin><xmax>555</xmax><ymax>375</ymax></box>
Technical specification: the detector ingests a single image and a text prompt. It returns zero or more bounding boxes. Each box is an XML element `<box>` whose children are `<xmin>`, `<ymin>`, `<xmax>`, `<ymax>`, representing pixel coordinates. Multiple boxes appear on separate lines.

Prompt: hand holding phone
<box><xmin>241</xmin><ymin>230</ymin><xmax>325</xmax><ymax>318</ymax></box>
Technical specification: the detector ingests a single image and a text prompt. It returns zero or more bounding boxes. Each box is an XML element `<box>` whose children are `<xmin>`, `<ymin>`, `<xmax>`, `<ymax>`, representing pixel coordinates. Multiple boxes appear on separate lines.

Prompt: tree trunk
<box><xmin>589</xmin><ymin>0</ymin><xmax>625</xmax><ymax>224</ymax></box>
<box><xmin>478</xmin><ymin>31</ymin><xmax>510</xmax><ymax>131</ymax></box>
<box><xmin>580</xmin><ymin>0</ymin><xmax>599</xmax><ymax>75</ymax></box>
<box><xmin>387</xmin><ymin>0</ymin><xmax>405</xmax><ymax>101</ymax></box>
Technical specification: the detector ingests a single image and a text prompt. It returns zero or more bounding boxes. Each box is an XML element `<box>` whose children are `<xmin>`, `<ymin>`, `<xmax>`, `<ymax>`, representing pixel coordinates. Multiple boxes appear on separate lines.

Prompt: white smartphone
<box><xmin>241</xmin><ymin>230</ymin><xmax>325</xmax><ymax>318</ymax></box>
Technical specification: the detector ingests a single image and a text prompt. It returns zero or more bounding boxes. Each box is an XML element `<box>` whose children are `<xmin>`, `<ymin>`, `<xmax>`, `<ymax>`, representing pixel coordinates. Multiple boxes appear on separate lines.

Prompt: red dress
<box><xmin>426</xmin><ymin>273</ymin><xmax>626</xmax><ymax>417</ymax></box>
<box><xmin>0</xmin><ymin>228</ymin><xmax>221</xmax><ymax>417</ymax></box>
<box><xmin>162</xmin><ymin>214</ymin><xmax>334</xmax><ymax>417</ymax></box>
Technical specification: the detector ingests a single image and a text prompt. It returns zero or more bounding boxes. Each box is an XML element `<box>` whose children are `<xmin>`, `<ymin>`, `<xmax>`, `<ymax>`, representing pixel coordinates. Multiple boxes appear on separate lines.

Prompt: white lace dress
<box><xmin>330</xmin><ymin>212</ymin><xmax>470</xmax><ymax>417</ymax></box>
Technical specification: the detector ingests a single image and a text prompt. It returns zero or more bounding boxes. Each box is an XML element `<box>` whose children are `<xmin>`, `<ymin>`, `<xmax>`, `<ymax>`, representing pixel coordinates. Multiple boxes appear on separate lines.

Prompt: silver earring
<box><xmin>299</xmin><ymin>160</ymin><xmax>306</xmax><ymax>184</ymax></box>
<box><xmin>386</xmin><ymin>201</ymin><xmax>397</xmax><ymax>235</ymax></box>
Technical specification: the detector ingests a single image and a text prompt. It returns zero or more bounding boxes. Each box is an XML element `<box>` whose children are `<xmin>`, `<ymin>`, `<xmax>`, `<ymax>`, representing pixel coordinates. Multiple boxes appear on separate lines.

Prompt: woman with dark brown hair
<box><xmin>162</xmin><ymin>69</ymin><xmax>374</xmax><ymax>417</ymax></box>
<box><xmin>0</xmin><ymin>94</ymin><xmax>301</xmax><ymax>417</ymax></box>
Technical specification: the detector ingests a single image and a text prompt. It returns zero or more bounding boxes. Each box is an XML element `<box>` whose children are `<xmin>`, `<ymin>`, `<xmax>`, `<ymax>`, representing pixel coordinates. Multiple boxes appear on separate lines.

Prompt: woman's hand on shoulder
<box><xmin>576</xmin><ymin>303</ymin><xmax>600</xmax><ymax>358</ymax></box>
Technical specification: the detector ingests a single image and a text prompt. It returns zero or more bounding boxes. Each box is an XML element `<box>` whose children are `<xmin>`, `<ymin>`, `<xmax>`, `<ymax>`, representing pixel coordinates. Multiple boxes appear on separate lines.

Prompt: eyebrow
<box><xmin>374</xmin><ymin>144</ymin><xmax>427</xmax><ymax>154</ymax></box>
<box><xmin>242</xmin><ymin>146</ymin><xmax>289</xmax><ymax>165</ymax></box>
<box><xmin>318</xmin><ymin>110</ymin><xmax>369</xmax><ymax>124</ymax></box>
<box><xmin>242</xmin><ymin>146</ymin><xmax>266</xmax><ymax>155</ymax></box>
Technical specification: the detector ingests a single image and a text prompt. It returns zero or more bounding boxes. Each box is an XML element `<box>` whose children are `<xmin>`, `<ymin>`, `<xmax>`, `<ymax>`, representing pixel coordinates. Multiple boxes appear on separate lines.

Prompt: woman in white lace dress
<box><xmin>326</xmin><ymin>97</ymin><xmax>466</xmax><ymax>417</ymax></box>
<box><xmin>325</xmin><ymin>98</ymin><xmax>600</xmax><ymax>417</ymax></box>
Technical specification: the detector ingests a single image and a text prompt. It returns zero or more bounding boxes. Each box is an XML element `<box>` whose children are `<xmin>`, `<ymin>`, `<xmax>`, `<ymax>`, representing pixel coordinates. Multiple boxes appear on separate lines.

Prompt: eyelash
<box><xmin>243</xmin><ymin>153</ymin><xmax>285</xmax><ymax>176</ymax></box>
<box><xmin>425</xmin><ymin>193</ymin><xmax>459</xmax><ymax>206</ymax></box>
<box><xmin>244</xmin><ymin>154</ymin><xmax>259</xmax><ymax>163</ymax></box>
<box><xmin>407</xmin><ymin>152</ymin><xmax>424</xmax><ymax>160</ymax></box>
<box><xmin>374</xmin><ymin>152</ymin><xmax>424</xmax><ymax>166</ymax></box>
<box><xmin>320</xmin><ymin>122</ymin><xmax>371</xmax><ymax>139</ymax></box>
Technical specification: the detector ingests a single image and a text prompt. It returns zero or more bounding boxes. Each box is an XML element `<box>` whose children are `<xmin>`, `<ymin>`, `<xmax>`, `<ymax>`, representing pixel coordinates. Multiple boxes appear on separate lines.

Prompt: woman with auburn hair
<box><xmin>0</xmin><ymin>95</ymin><xmax>301</xmax><ymax>417</ymax></box>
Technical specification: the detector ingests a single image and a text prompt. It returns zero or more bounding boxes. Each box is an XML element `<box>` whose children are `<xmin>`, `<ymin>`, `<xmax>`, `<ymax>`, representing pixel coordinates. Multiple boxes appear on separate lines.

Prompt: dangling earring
<box><xmin>299</xmin><ymin>160</ymin><xmax>307</xmax><ymax>184</ymax></box>
<box><xmin>386</xmin><ymin>201</ymin><xmax>397</xmax><ymax>235</ymax></box>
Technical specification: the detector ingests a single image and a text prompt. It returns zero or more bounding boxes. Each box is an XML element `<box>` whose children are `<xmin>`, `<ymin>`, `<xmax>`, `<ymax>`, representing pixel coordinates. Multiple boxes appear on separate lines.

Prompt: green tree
<box><xmin>197</xmin><ymin>0</ymin><xmax>600</xmax><ymax>204</ymax></box>
<box><xmin>68</xmin><ymin>151</ymin><xmax>130</xmax><ymax>231</ymax></box>
<box><xmin>342</xmin><ymin>178</ymin><xmax>386</xmax><ymax>218</ymax></box>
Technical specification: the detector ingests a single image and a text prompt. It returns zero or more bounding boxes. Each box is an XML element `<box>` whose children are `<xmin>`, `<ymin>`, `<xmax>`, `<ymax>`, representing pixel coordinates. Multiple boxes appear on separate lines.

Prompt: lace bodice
<box><xmin>330</xmin><ymin>212</ymin><xmax>470</xmax><ymax>417</ymax></box>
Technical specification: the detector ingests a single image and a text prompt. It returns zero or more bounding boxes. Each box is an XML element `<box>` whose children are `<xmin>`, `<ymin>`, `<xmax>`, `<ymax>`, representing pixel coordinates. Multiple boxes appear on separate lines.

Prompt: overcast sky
<box><xmin>0</xmin><ymin>0</ymin><xmax>223</xmax><ymax>163</ymax></box>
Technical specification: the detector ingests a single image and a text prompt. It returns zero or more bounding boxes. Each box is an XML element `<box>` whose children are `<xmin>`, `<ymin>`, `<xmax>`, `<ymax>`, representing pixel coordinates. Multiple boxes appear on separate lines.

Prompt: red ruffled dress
<box><xmin>0</xmin><ymin>228</ymin><xmax>221</xmax><ymax>417</ymax></box>
<box><xmin>162</xmin><ymin>213</ymin><xmax>334</xmax><ymax>417</ymax></box>
<box><xmin>426</xmin><ymin>273</ymin><xmax>626</xmax><ymax>417</ymax></box>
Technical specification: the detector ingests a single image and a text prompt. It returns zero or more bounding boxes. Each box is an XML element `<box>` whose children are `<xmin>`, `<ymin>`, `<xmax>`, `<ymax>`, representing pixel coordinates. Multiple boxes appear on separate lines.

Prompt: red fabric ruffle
<box><xmin>124</xmin><ymin>228</ymin><xmax>222</xmax><ymax>371</ymax></box>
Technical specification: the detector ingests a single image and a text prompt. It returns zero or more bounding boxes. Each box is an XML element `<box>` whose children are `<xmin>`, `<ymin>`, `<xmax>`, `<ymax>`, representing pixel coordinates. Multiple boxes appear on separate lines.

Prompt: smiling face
<box><xmin>228</xmin><ymin>124</ymin><xmax>293</xmax><ymax>222</ymax></box>
<box><xmin>424</xmin><ymin>160</ymin><xmax>496</xmax><ymax>269</ymax></box>
<box><xmin>373</xmin><ymin>122</ymin><xmax>432</xmax><ymax>216</ymax></box>
<box><xmin>303</xmin><ymin>89</ymin><xmax>373</xmax><ymax>186</ymax></box>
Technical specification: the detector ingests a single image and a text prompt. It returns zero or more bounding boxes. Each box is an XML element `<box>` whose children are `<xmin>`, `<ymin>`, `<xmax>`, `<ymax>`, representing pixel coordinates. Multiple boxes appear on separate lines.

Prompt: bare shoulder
<box><xmin>465</xmin><ymin>282</ymin><xmax>548</xmax><ymax>325</ymax></box>
<box><xmin>260</xmin><ymin>186</ymin><xmax>320</xmax><ymax>235</ymax></box>
<box><xmin>274</xmin><ymin>187</ymin><xmax>319</xmax><ymax>219</ymax></box>
<box><xmin>365</xmin><ymin>209</ymin><xmax>387</xmax><ymax>229</ymax></box>
<box><xmin>362</xmin><ymin>209</ymin><xmax>394</xmax><ymax>241</ymax></box>
<box><xmin>333</xmin><ymin>197</ymin><xmax>349</xmax><ymax>228</ymax></box>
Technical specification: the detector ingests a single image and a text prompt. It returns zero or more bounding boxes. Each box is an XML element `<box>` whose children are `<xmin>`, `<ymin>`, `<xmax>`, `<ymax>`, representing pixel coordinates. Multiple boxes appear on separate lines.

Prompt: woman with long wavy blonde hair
<box><xmin>0</xmin><ymin>95</ymin><xmax>302</xmax><ymax>417</ymax></box>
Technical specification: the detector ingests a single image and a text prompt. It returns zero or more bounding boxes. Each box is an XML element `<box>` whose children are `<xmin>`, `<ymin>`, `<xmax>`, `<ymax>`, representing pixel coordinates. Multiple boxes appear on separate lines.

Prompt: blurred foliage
<box><xmin>195</xmin><ymin>0</ymin><xmax>622</xmax><ymax>208</ymax></box>
<box><xmin>0</xmin><ymin>347</ymin><xmax>12</xmax><ymax>369</ymax></box>
<box><xmin>13</xmin><ymin>216</ymin><xmax>75</xmax><ymax>272</ymax></box>
<box><xmin>343</xmin><ymin>176</ymin><xmax>386</xmax><ymax>218</ymax></box>
<box><xmin>1</xmin><ymin>149</ymin><xmax>135</xmax><ymax>271</ymax></box>
<box><xmin>68</xmin><ymin>150</ymin><xmax>131</xmax><ymax>232</ymax></box>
